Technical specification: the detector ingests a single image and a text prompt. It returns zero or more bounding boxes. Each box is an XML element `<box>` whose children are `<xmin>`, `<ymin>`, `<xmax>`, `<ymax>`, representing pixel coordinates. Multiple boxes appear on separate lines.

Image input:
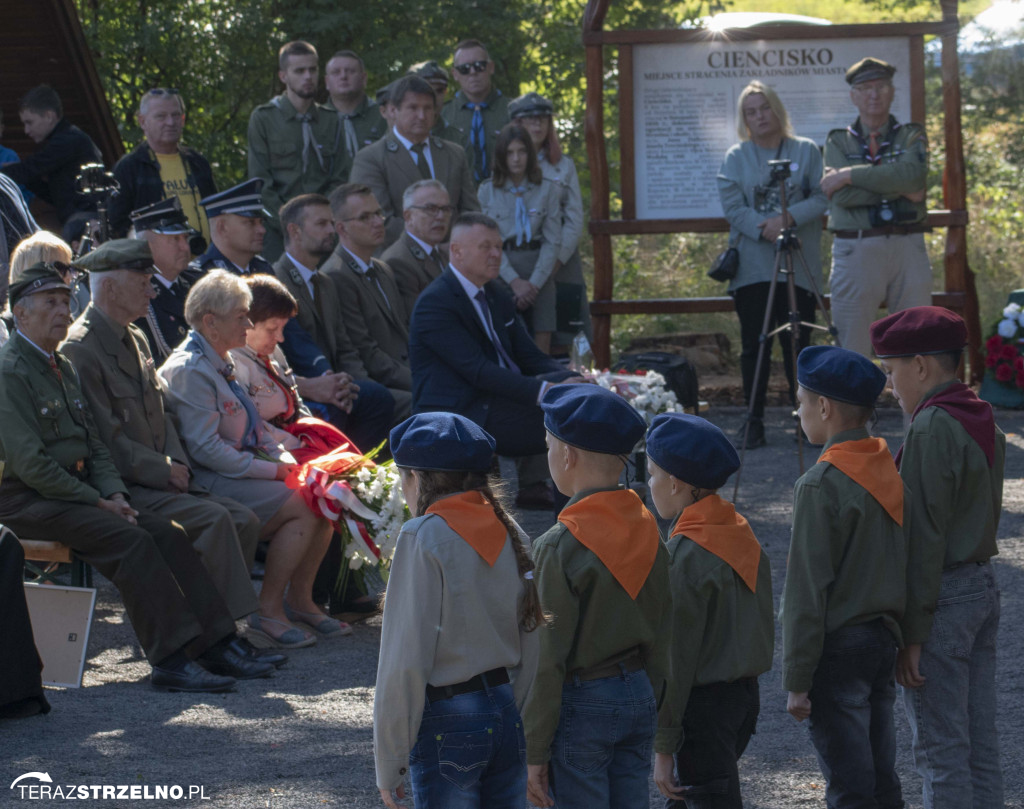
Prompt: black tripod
<box><xmin>733</xmin><ymin>160</ymin><xmax>837</xmax><ymax>501</ymax></box>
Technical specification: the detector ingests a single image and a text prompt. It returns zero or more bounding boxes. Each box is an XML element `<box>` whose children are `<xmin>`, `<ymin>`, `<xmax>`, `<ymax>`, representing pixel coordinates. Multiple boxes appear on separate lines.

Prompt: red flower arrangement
<box><xmin>985</xmin><ymin>334</ymin><xmax>1024</xmax><ymax>389</ymax></box>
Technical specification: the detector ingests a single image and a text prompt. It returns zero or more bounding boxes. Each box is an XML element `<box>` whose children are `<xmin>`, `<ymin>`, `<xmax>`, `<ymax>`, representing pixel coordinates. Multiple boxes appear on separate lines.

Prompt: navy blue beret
<box><xmin>646</xmin><ymin>413</ymin><xmax>739</xmax><ymax>490</ymax></box>
<box><xmin>542</xmin><ymin>384</ymin><xmax>647</xmax><ymax>454</ymax></box>
<box><xmin>390</xmin><ymin>413</ymin><xmax>496</xmax><ymax>473</ymax></box>
<box><xmin>797</xmin><ymin>345</ymin><xmax>886</xmax><ymax>406</ymax></box>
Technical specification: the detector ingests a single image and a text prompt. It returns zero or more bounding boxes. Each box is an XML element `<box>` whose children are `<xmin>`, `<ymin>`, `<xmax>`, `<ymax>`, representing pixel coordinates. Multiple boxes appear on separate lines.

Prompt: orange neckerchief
<box><xmin>426</xmin><ymin>490</ymin><xmax>507</xmax><ymax>566</ymax></box>
<box><xmin>557</xmin><ymin>489</ymin><xmax>660</xmax><ymax>600</ymax></box>
<box><xmin>818</xmin><ymin>437</ymin><xmax>904</xmax><ymax>526</ymax></box>
<box><xmin>670</xmin><ymin>495</ymin><xmax>761</xmax><ymax>593</ymax></box>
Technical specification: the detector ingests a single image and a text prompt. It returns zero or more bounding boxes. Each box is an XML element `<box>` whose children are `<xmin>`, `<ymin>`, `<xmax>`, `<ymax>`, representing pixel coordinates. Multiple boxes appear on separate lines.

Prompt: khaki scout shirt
<box><xmin>780</xmin><ymin>427</ymin><xmax>909</xmax><ymax>693</ymax></box>
<box><xmin>324</xmin><ymin>95</ymin><xmax>386</xmax><ymax>156</ymax></box>
<box><xmin>655</xmin><ymin>529</ymin><xmax>774</xmax><ymax>754</ymax></box>
<box><xmin>823</xmin><ymin>115</ymin><xmax>928</xmax><ymax>232</ymax></box>
<box><xmin>246</xmin><ymin>95</ymin><xmax>347</xmax><ymax>227</ymax></box>
<box><xmin>0</xmin><ymin>331</ymin><xmax>125</xmax><ymax>503</ymax></box>
<box><xmin>441</xmin><ymin>87</ymin><xmax>510</xmax><ymax>182</ymax></box>
<box><xmin>898</xmin><ymin>381</ymin><xmax>1005</xmax><ymax>644</ymax></box>
<box><xmin>522</xmin><ymin>486</ymin><xmax>672</xmax><ymax>765</ymax></box>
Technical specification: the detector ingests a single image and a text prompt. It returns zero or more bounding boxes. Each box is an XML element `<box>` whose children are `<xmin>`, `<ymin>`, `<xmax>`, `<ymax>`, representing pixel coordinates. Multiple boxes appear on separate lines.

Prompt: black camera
<box><xmin>768</xmin><ymin>158</ymin><xmax>792</xmax><ymax>182</ymax></box>
<box><xmin>869</xmin><ymin>199</ymin><xmax>916</xmax><ymax>228</ymax></box>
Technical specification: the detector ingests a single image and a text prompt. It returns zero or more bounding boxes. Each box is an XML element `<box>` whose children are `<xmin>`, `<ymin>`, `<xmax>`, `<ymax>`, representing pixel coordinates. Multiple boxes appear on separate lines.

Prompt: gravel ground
<box><xmin>4</xmin><ymin>405</ymin><xmax>1024</xmax><ymax>808</ymax></box>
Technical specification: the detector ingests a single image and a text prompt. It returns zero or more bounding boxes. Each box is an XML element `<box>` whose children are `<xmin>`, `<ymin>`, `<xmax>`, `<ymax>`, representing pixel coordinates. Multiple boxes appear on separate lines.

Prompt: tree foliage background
<box><xmin>74</xmin><ymin>0</ymin><xmax>1023</xmax><ymax>355</ymax></box>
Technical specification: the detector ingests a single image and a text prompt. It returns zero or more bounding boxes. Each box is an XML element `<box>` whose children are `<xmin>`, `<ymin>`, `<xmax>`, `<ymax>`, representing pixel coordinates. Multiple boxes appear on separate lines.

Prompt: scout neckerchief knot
<box><xmin>895</xmin><ymin>382</ymin><xmax>997</xmax><ymax>469</ymax></box>
<box><xmin>847</xmin><ymin>115</ymin><xmax>901</xmax><ymax>166</ymax></box>
<box><xmin>295</xmin><ymin>112</ymin><xmax>325</xmax><ymax>174</ymax></box>
<box><xmin>342</xmin><ymin>113</ymin><xmax>359</xmax><ymax>158</ymax></box>
<box><xmin>426</xmin><ymin>490</ymin><xmax>507</xmax><ymax>565</ymax></box>
<box><xmin>558</xmin><ymin>489</ymin><xmax>659</xmax><ymax>599</ymax></box>
<box><xmin>468</xmin><ymin>101</ymin><xmax>488</xmax><ymax>182</ymax></box>
<box><xmin>510</xmin><ymin>184</ymin><xmax>532</xmax><ymax>246</ymax></box>
<box><xmin>818</xmin><ymin>436</ymin><xmax>905</xmax><ymax>524</ymax></box>
<box><xmin>671</xmin><ymin>494</ymin><xmax>762</xmax><ymax>592</ymax></box>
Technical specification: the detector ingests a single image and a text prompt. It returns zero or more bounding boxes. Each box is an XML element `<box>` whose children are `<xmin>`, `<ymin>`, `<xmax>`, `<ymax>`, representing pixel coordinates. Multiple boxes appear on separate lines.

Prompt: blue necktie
<box><xmin>510</xmin><ymin>185</ymin><xmax>532</xmax><ymax>246</ymax></box>
<box><xmin>474</xmin><ymin>290</ymin><xmax>519</xmax><ymax>372</ymax></box>
<box><xmin>468</xmin><ymin>102</ymin><xmax>489</xmax><ymax>182</ymax></box>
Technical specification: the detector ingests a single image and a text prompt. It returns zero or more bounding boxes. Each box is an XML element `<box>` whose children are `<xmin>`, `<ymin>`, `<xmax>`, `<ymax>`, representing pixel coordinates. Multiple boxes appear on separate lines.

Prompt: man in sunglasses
<box><xmin>441</xmin><ymin>39</ymin><xmax>510</xmax><ymax>184</ymax></box>
<box><xmin>109</xmin><ymin>88</ymin><xmax>217</xmax><ymax>254</ymax></box>
<box><xmin>381</xmin><ymin>179</ymin><xmax>452</xmax><ymax>320</ymax></box>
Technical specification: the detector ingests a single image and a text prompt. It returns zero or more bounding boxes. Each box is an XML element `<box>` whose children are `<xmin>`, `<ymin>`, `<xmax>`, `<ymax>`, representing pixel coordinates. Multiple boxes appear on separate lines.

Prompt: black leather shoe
<box><xmin>151</xmin><ymin>659</ymin><xmax>237</xmax><ymax>693</ymax></box>
<box><xmin>198</xmin><ymin>641</ymin><xmax>276</xmax><ymax>680</ymax></box>
<box><xmin>232</xmin><ymin>636</ymin><xmax>288</xmax><ymax>668</ymax></box>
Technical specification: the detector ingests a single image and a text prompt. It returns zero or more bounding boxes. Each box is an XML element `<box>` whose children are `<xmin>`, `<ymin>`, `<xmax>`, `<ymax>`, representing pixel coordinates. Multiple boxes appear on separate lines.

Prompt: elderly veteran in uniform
<box><xmin>380</xmin><ymin>179</ymin><xmax>452</xmax><ymax>320</ymax></box>
<box><xmin>62</xmin><ymin>239</ymin><xmax>267</xmax><ymax>633</ymax></box>
<box><xmin>822</xmin><ymin>57</ymin><xmax>931</xmax><ymax>358</ymax></box>
<box><xmin>131</xmin><ymin>197</ymin><xmax>201</xmax><ymax>360</ymax></box>
<box><xmin>0</xmin><ymin>263</ymin><xmax>276</xmax><ymax>690</ymax></box>
<box><xmin>158</xmin><ymin>270</ymin><xmax>340</xmax><ymax>648</ymax></box>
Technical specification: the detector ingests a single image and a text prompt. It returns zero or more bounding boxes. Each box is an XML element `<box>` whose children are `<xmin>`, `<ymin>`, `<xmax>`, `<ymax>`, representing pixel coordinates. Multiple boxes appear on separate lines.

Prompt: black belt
<box><xmin>503</xmin><ymin>238</ymin><xmax>541</xmax><ymax>252</ymax></box>
<box><xmin>833</xmin><ymin>225</ymin><xmax>931</xmax><ymax>239</ymax></box>
<box><xmin>426</xmin><ymin>667</ymin><xmax>509</xmax><ymax>703</ymax></box>
<box><xmin>943</xmin><ymin>559</ymin><xmax>990</xmax><ymax>572</ymax></box>
<box><xmin>566</xmin><ymin>653</ymin><xmax>644</xmax><ymax>684</ymax></box>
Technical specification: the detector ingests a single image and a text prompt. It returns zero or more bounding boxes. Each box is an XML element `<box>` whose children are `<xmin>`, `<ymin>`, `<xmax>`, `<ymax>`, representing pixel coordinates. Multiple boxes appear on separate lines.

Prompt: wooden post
<box><xmin>940</xmin><ymin>0</ymin><xmax>982</xmax><ymax>381</ymax></box>
<box><xmin>584</xmin><ymin>0</ymin><xmax>613</xmax><ymax>368</ymax></box>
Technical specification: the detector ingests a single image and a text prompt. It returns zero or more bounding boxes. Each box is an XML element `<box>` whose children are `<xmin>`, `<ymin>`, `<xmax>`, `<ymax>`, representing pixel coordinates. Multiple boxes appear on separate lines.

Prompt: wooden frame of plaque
<box><xmin>583</xmin><ymin>0</ymin><xmax>979</xmax><ymax>376</ymax></box>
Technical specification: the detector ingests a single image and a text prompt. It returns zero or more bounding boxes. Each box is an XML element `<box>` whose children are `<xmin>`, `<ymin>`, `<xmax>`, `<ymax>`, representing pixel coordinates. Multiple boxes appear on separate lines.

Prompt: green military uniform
<box><xmin>61</xmin><ymin>303</ymin><xmax>261</xmax><ymax>620</ymax></box>
<box><xmin>823</xmin><ymin>116</ymin><xmax>927</xmax><ymax>232</ymax></box>
<box><xmin>247</xmin><ymin>95</ymin><xmax>348</xmax><ymax>259</ymax></box>
<box><xmin>898</xmin><ymin>382</ymin><xmax>1005</xmax><ymax>644</ymax></box>
<box><xmin>324</xmin><ymin>95</ymin><xmax>386</xmax><ymax>162</ymax></box>
<box><xmin>522</xmin><ymin>486</ymin><xmax>672</xmax><ymax>765</ymax></box>
<box><xmin>431</xmin><ymin>114</ymin><xmax>463</xmax><ymax>144</ymax></box>
<box><xmin>441</xmin><ymin>88</ymin><xmax>510</xmax><ymax>184</ymax></box>
<box><xmin>780</xmin><ymin>426</ymin><xmax>908</xmax><ymax>693</ymax></box>
<box><xmin>655</xmin><ymin>532</ymin><xmax>773</xmax><ymax>754</ymax></box>
<box><xmin>0</xmin><ymin>330</ymin><xmax>235</xmax><ymax>664</ymax></box>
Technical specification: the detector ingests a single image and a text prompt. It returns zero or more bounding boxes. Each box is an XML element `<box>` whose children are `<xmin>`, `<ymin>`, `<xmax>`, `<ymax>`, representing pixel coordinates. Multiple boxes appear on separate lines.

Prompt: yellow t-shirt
<box><xmin>155</xmin><ymin>153</ymin><xmax>210</xmax><ymax>248</ymax></box>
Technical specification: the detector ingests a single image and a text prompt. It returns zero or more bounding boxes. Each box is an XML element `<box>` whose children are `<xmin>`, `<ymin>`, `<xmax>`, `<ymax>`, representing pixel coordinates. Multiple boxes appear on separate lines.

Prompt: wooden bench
<box><xmin>20</xmin><ymin>539</ymin><xmax>93</xmax><ymax>587</ymax></box>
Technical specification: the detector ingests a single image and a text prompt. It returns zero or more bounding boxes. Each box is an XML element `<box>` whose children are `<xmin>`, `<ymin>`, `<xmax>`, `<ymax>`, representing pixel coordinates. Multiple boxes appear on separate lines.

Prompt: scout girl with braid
<box><xmin>373</xmin><ymin>412</ymin><xmax>541</xmax><ymax>809</ymax></box>
<box><xmin>782</xmin><ymin>345</ymin><xmax>909</xmax><ymax>809</ymax></box>
<box><xmin>523</xmin><ymin>384</ymin><xmax>671</xmax><ymax>809</ymax></box>
<box><xmin>646</xmin><ymin>413</ymin><xmax>774</xmax><ymax>809</ymax></box>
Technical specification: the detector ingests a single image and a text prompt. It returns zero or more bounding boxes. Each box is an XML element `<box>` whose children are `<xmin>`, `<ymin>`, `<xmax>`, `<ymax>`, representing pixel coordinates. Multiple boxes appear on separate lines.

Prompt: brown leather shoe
<box><xmin>515</xmin><ymin>481</ymin><xmax>554</xmax><ymax>510</ymax></box>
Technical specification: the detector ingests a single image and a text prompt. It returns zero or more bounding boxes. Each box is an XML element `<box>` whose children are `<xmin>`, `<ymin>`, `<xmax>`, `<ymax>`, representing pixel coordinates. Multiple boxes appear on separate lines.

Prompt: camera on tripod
<box><xmin>768</xmin><ymin>158</ymin><xmax>792</xmax><ymax>182</ymax></box>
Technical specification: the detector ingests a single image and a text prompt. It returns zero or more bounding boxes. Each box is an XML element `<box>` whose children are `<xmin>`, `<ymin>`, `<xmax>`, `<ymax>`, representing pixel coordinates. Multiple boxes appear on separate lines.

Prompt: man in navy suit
<box><xmin>409</xmin><ymin>212</ymin><xmax>581</xmax><ymax>507</ymax></box>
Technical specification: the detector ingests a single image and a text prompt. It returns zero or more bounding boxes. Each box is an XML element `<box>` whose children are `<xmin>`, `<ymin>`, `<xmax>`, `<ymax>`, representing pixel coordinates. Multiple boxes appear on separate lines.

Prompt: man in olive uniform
<box><xmin>350</xmin><ymin>75</ymin><xmax>479</xmax><ymax>247</ymax></box>
<box><xmin>821</xmin><ymin>57</ymin><xmax>931</xmax><ymax>358</ymax></box>
<box><xmin>0</xmin><ymin>264</ymin><xmax>277</xmax><ymax>691</ymax></box>
<box><xmin>248</xmin><ymin>40</ymin><xmax>346</xmax><ymax>261</ymax></box>
<box><xmin>131</xmin><ymin>197</ymin><xmax>200</xmax><ymax>360</ymax></box>
<box><xmin>442</xmin><ymin>39</ymin><xmax>510</xmax><ymax>184</ymax></box>
<box><xmin>62</xmin><ymin>238</ymin><xmax>264</xmax><ymax>626</ymax></box>
<box><xmin>324</xmin><ymin>50</ymin><xmax>386</xmax><ymax>165</ymax></box>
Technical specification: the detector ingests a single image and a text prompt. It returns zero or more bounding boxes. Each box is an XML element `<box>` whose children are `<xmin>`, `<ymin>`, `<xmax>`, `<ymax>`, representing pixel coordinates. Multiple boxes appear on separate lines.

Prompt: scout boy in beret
<box><xmin>523</xmin><ymin>384</ymin><xmax>671</xmax><ymax>809</ymax></box>
<box><xmin>782</xmin><ymin>345</ymin><xmax>908</xmax><ymax>808</ymax></box>
<box><xmin>871</xmin><ymin>306</ymin><xmax>1005</xmax><ymax>807</ymax></box>
<box><xmin>646</xmin><ymin>413</ymin><xmax>773</xmax><ymax>809</ymax></box>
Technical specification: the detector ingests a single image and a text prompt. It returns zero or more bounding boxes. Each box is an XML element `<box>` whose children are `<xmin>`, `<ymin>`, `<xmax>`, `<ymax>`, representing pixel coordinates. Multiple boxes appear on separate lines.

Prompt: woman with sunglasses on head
<box><xmin>478</xmin><ymin>123</ymin><xmax>561</xmax><ymax>352</ymax></box>
<box><xmin>508</xmin><ymin>93</ymin><xmax>591</xmax><ymax>355</ymax></box>
<box><xmin>374</xmin><ymin>412</ymin><xmax>542</xmax><ymax>809</ymax></box>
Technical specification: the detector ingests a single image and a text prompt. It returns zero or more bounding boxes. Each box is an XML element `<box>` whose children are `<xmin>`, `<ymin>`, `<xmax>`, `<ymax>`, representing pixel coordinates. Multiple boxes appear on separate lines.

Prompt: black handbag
<box><xmin>708</xmin><ymin>246</ymin><xmax>739</xmax><ymax>282</ymax></box>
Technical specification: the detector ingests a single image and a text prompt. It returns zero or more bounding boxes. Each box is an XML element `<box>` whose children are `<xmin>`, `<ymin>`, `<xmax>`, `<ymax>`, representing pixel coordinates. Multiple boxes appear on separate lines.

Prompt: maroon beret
<box><xmin>869</xmin><ymin>306</ymin><xmax>967</xmax><ymax>358</ymax></box>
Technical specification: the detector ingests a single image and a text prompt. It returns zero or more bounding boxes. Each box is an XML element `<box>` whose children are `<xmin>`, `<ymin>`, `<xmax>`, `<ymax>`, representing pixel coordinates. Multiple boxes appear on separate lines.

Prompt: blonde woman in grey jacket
<box><xmin>374</xmin><ymin>412</ymin><xmax>541</xmax><ymax>809</ymax></box>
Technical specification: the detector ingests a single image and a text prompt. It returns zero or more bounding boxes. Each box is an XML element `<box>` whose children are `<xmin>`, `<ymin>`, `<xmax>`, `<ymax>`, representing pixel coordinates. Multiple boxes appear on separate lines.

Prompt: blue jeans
<box><xmin>409</xmin><ymin>681</ymin><xmax>525</xmax><ymax>809</ymax></box>
<box><xmin>667</xmin><ymin>678</ymin><xmax>760</xmax><ymax>809</ymax></box>
<box><xmin>807</xmin><ymin>619</ymin><xmax>903</xmax><ymax>809</ymax></box>
<box><xmin>901</xmin><ymin>562</ymin><xmax>1002</xmax><ymax>809</ymax></box>
<box><xmin>549</xmin><ymin>668</ymin><xmax>657</xmax><ymax>809</ymax></box>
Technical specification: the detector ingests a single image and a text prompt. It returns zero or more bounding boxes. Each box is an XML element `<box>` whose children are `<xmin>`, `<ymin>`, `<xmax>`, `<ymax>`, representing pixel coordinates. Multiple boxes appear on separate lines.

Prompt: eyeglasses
<box><xmin>341</xmin><ymin>209</ymin><xmax>389</xmax><ymax>223</ymax></box>
<box><xmin>407</xmin><ymin>204</ymin><xmax>454</xmax><ymax>217</ymax></box>
<box><xmin>453</xmin><ymin>60</ymin><xmax>489</xmax><ymax>75</ymax></box>
<box><xmin>146</xmin><ymin>88</ymin><xmax>181</xmax><ymax>97</ymax></box>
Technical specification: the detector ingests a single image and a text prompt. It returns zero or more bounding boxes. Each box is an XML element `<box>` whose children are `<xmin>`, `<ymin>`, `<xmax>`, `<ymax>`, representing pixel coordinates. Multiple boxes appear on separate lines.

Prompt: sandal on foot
<box><xmin>246</xmin><ymin>613</ymin><xmax>317</xmax><ymax>649</ymax></box>
<box><xmin>284</xmin><ymin>603</ymin><xmax>353</xmax><ymax>637</ymax></box>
